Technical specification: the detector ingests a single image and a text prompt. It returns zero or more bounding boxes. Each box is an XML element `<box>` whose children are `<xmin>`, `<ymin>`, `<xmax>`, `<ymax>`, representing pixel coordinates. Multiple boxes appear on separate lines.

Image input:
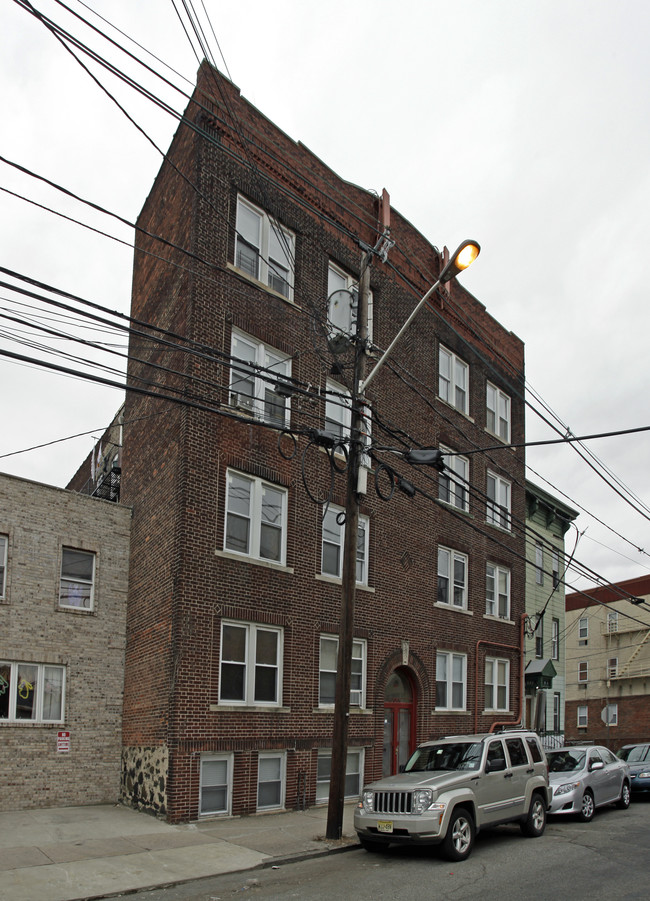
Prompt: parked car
<box><xmin>354</xmin><ymin>730</ymin><xmax>550</xmax><ymax>861</ymax></box>
<box><xmin>617</xmin><ymin>743</ymin><xmax>650</xmax><ymax>795</ymax></box>
<box><xmin>547</xmin><ymin>745</ymin><xmax>630</xmax><ymax>821</ymax></box>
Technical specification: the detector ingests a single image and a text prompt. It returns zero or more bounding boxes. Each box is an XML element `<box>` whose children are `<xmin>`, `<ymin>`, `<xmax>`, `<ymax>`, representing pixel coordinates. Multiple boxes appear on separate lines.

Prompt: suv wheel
<box><xmin>443</xmin><ymin>807</ymin><xmax>475</xmax><ymax>861</ymax></box>
<box><xmin>520</xmin><ymin>793</ymin><xmax>547</xmax><ymax>837</ymax></box>
<box><xmin>579</xmin><ymin>790</ymin><xmax>595</xmax><ymax>822</ymax></box>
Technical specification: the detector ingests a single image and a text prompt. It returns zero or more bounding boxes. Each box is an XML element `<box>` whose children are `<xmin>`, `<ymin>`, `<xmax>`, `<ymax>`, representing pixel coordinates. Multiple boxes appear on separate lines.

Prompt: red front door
<box><xmin>383</xmin><ymin>669</ymin><xmax>416</xmax><ymax>776</ymax></box>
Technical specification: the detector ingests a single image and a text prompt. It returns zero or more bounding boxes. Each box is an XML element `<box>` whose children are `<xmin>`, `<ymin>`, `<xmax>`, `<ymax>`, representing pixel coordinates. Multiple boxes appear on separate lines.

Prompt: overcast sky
<box><xmin>2</xmin><ymin>0</ymin><xmax>650</xmax><ymax>593</ymax></box>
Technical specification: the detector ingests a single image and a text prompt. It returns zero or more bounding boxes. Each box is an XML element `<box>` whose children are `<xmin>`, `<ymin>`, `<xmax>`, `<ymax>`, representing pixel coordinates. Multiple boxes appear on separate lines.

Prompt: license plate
<box><xmin>377</xmin><ymin>821</ymin><xmax>393</xmax><ymax>834</ymax></box>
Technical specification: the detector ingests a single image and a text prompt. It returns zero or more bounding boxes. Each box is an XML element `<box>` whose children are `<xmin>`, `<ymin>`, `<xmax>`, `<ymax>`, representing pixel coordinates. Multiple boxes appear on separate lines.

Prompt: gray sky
<box><xmin>2</xmin><ymin>0</ymin><xmax>650</xmax><ymax>592</ymax></box>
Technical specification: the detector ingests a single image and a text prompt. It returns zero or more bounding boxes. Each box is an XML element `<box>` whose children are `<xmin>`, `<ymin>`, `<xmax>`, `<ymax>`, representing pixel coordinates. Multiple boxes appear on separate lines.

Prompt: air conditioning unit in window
<box><xmin>231</xmin><ymin>392</ymin><xmax>255</xmax><ymax>412</ymax></box>
<box><xmin>350</xmin><ymin>690</ymin><xmax>362</xmax><ymax>707</ymax></box>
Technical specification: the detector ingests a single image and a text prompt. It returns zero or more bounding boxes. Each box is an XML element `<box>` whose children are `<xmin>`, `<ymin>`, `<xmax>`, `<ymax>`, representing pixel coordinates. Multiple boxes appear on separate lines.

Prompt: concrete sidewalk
<box><xmin>0</xmin><ymin>802</ymin><xmax>358</xmax><ymax>901</ymax></box>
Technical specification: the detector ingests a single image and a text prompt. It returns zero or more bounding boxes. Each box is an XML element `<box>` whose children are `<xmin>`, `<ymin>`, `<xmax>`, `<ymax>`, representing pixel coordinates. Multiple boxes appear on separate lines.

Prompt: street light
<box><xmin>325</xmin><ymin>239</ymin><xmax>480</xmax><ymax>841</ymax></box>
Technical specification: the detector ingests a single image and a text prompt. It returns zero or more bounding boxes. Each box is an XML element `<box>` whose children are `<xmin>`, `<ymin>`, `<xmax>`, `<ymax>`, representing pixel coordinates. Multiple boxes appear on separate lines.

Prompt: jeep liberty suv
<box><xmin>354</xmin><ymin>730</ymin><xmax>550</xmax><ymax>861</ymax></box>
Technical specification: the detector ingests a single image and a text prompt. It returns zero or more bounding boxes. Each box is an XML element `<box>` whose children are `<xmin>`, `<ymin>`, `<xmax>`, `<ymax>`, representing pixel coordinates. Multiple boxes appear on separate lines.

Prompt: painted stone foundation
<box><xmin>121</xmin><ymin>746</ymin><xmax>168</xmax><ymax>817</ymax></box>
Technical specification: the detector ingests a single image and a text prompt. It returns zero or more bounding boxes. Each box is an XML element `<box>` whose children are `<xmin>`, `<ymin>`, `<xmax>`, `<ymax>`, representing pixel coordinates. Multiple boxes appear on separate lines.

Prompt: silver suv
<box><xmin>354</xmin><ymin>730</ymin><xmax>550</xmax><ymax>861</ymax></box>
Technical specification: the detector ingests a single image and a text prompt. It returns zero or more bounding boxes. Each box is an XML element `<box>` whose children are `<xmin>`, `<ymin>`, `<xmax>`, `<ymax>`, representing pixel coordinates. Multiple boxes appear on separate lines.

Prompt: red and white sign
<box><xmin>57</xmin><ymin>731</ymin><xmax>71</xmax><ymax>753</ymax></box>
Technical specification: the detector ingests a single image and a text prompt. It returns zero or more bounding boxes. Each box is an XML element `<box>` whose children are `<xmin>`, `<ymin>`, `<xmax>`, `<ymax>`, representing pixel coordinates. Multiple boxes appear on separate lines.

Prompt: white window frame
<box><xmin>553</xmin><ymin>692</ymin><xmax>561</xmax><ymax>732</ymax></box>
<box><xmin>321</xmin><ymin>505</ymin><xmax>369</xmax><ymax>586</ymax></box>
<box><xmin>485</xmin><ymin>657</ymin><xmax>509</xmax><ymax>711</ymax></box>
<box><xmin>316</xmin><ymin>747</ymin><xmax>364</xmax><ymax>803</ymax></box>
<box><xmin>438</xmin><ymin>446</ymin><xmax>469</xmax><ymax>512</ymax></box>
<box><xmin>486</xmin><ymin>382</ymin><xmax>511</xmax><ymax>443</ymax></box>
<box><xmin>552</xmin><ymin>549</ymin><xmax>560</xmax><ymax>588</ymax></box>
<box><xmin>486</xmin><ymin>471</ymin><xmax>511</xmax><ymax>530</ymax></box>
<box><xmin>325</xmin><ymin>379</ymin><xmax>351</xmax><ymax>442</ymax></box>
<box><xmin>578</xmin><ymin>660</ymin><xmax>588</xmax><ymax>683</ymax></box>
<box><xmin>535</xmin><ymin>541</ymin><xmax>544</xmax><ymax>585</ymax></box>
<box><xmin>607</xmin><ymin>611</ymin><xmax>619</xmax><ymax>633</ymax></box>
<box><xmin>436</xmin><ymin>651</ymin><xmax>467</xmax><ymax>711</ymax></box>
<box><xmin>218</xmin><ymin>621</ymin><xmax>283</xmax><ymax>707</ymax></box>
<box><xmin>577</xmin><ymin>705</ymin><xmax>588</xmax><ymax>727</ymax></box>
<box><xmin>229</xmin><ymin>329</ymin><xmax>292</xmax><ymax>427</ymax></box>
<box><xmin>437</xmin><ymin>547</ymin><xmax>468</xmax><ymax>609</ymax></box>
<box><xmin>439</xmin><ymin>345</ymin><xmax>469</xmax><ymax>414</ymax></box>
<box><xmin>486</xmin><ymin>562</ymin><xmax>510</xmax><ymax>619</ymax></box>
<box><xmin>551</xmin><ymin>618</ymin><xmax>560</xmax><ymax>660</ymax></box>
<box><xmin>608</xmin><ymin>657</ymin><xmax>618</xmax><ymax>679</ymax></box>
<box><xmin>59</xmin><ymin>547</ymin><xmax>95</xmax><ymax>610</ymax></box>
<box><xmin>318</xmin><ymin>635</ymin><xmax>367</xmax><ymax>708</ymax></box>
<box><xmin>578</xmin><ymin>616</ymin><xmax>589</xmax><ymax>641</ymax></box>
<box><xmin>224</xmin><ymin>470</ymin><xmax>288</xmax><ymax>565</ymax></box>
<box><xmin>0</xmin><ymin>661</ymin><xmax>65</xmax><ymax>723</ymax></box>
<box><xmin>235</xmin><ymin>196</ymin><xmax>295</xmax><ymax>299</ymax></box>
<box><xmin>0</xmin><ymin>534</ymin><xmax>7</xmax><ymax>599</ymax></box>
<box><xmin>257</xmin><ymin>751</ymin><xmax>286</xmax><ymax>811</ymax></box>
<box><xmin>200</xmin><ymin>754</ymin><xmax>233</xmax><ymax>816</ymax></box>
<box><xmin>327</xmin><ymin>262</ymin><xmax>373</xmax><ymax>342</ymax></box>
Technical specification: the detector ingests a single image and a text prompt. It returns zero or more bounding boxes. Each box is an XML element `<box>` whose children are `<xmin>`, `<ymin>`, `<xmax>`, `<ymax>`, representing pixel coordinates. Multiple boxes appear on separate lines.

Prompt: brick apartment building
<box><xmin>565</xmin><ymin>575</ymin><xmax>650</xmax><ymax>750</ymax></box>
<box><xmin>80</xmin><ymin>63</ymin><xmax>528</xmax><ymax>822</ymax></box>
<box><xmin>0</xmin><ymin>472</ymin><xmax>131</xmax><ymax>809</ymax></box>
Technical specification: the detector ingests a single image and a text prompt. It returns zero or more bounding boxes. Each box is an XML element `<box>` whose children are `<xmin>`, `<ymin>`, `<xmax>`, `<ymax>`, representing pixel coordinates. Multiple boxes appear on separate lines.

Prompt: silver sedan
<box><xmin>547</xmin><ymin>745</ymin><xmax>631</xmax><ymax>821</ymax></box>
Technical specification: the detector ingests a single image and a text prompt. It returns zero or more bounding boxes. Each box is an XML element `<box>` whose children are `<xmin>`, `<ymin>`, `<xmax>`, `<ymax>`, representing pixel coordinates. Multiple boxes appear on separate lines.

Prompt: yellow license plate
<box><xmin>377</xmin><ymin>821</ymin><xmax>393</xmax><ymax>834</ymax></box>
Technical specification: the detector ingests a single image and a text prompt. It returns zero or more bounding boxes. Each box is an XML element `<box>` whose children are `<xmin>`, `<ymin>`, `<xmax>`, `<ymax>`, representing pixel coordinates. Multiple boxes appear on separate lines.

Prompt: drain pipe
<box><xmin>474</xmin><ymin>615</ymin><xmax>528</xmax><ymax>734</ymax></box>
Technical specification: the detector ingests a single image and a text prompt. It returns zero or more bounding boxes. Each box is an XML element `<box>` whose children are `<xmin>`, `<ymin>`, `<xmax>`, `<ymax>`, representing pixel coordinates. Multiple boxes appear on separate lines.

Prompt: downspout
<box><xmin>474</xmin><ymin>615</ymin><xmax>528</xmax><ymax>734</ymax></box>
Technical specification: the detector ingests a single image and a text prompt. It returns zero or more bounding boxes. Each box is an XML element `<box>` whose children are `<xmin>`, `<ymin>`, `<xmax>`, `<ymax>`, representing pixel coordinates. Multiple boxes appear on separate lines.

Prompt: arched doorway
<box><xmin>382</xmin><ymin>668</ymin><xmax>417</xmax><ymax>776</ymax></box>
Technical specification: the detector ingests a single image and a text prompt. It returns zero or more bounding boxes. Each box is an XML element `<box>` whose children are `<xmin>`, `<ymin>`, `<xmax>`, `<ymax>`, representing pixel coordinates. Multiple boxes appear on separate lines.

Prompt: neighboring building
<box><xmin>523</xmin><ymin>482</ymin><xmax>578</xmax><ymax>739</ymax></box>
<box><xmin>68</xmin><ymin>405</ymin><xmax>123</xmax><ymax>503</ymax></box>
<box><xmin>79</xmin><ymin>63</ymin><xmax>527</xmax><ymax>823</ymax></box>
<box><xmin>0</xmin><ymin>472</ymin><xmax>131</xmax><ymax>809</ymax></box>
<box><xmin>565</xmin><ymin>575</ymin><xmax>650</xmax><ymax>750</ymax></box>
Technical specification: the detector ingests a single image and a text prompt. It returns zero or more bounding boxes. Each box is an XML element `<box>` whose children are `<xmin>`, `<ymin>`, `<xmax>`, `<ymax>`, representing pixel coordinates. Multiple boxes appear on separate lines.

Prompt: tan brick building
<box><xmin>0</xmin><ymin>472</ymin><xmax>131</xmax><ymax>809</ymax></box>
<box><xmin>565</xmin><ymin>575</ymin><xmax>650</xmax><ymax>750</ymax></box>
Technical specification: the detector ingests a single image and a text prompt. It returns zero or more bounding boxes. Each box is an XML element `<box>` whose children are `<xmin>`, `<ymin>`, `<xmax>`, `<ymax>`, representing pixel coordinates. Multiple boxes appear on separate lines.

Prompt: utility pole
<box><xmin>325</xmin><ymin>251</ymin><xmax>371</xmax><ymax>840</ymax></box>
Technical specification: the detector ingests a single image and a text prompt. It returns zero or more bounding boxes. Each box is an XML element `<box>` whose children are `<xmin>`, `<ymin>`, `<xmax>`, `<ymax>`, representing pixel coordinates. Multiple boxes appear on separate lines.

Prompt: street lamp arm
<box><xmin>358</xmin><ymin>240</ymin><xmax>480</xmax><ymax>396</ymax></box>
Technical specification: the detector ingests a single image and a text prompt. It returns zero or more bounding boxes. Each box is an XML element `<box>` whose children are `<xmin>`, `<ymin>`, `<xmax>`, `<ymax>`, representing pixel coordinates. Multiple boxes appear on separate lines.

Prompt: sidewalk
<box><xmin>0</xmin><ymin>802</ymin><xmax>358</xmax><ymax>901</ymax></box>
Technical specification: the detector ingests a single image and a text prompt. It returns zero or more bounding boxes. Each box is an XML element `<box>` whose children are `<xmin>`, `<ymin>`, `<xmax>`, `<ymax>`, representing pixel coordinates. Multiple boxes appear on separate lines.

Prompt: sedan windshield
<box><xmin>547</xmin><ymin>750</ymin><xmax>586</xmax><ymax>773</ymax></box>
<box><xmin>618</xmin><ymin>746</ymin><xmax>647</xmax><ymax>763</ymax></box>
<box><xmin>405</xmin><ymin>742</ymin><xmax>482</xmax><ymax>773</ymax></box>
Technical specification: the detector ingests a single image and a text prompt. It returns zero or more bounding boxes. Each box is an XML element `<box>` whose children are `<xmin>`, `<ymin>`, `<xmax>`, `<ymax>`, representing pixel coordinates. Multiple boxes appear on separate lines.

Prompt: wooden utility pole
<box><xmin>325</xmin><ymin>253</ymin><xmax>371</xmax><ymax>840</ymax></box>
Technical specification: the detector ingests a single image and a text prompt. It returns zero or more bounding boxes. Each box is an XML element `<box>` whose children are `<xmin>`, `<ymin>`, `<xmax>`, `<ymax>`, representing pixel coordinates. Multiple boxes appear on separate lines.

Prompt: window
<box><xmin>0</xmin><ymin>661</ymin><xmax>65</xmax><ymax>722</ymax></box>
<box><xmin>229</xmin><ymin>330</ymin><xmax>292</xmax><ymax>427</ymax></box>
<box><xmin>438</xmin><ymin>345</ymin><xmax>468</xmax><ymax>413</ymax></box>
<box><xmin>316</xmin><ymin>748</ymin><xmax>363</xmax><ymax>802</ymax></box>
<box><xmin>552</xmin><ymin>549</ymin><xmax>560</xmax><ymax>588</ymax></box>
<box><xmin>0</xmin><ymin>534</ymin><xmax>7</xmax><ymax>599</ymax></box>
<box><xmin>59</xmin><ymin>548</ymin><xmax>95</xmax><ymax>609</ymax></box>
<box><xmin>321</xmin><ymin>505</ymin><xmax>369</xmax><ymax>585</ymax></box>
<box><xmin>486</xmin><ymin>563</ymin><xmax>510</xmax><ymax>619</ymax></box>
<box><xmin>551</xmin><ymin>618</ymin><xmax>560</xmax><ymax>660</ymax></box>
<box><xmin>578</xmin><ymin>616</ymin><xmax>589</xmax><ymax>644</ymax></box>
<box><xmin>437</xmin><ymin>547</ymin><xmax>468</xmax><ymax>609</ymax></box>
<box><xmin>235</xmin><ymin>196</ymin><xmax>295</xmax><ymax>299</ymax></box>
<box><xmin>577</xmin><ymin>705</ymin><xmax>588</xmax><ymax>727</ymax></box>
<box><xmin>578</xmin><ymin>661</ymin><xmax>588</xmax><ymax>683</ymax></box>
<box><xmin>319</xmin><ymin>635</ymin><xmax>366</xmax><ymax>708</ymax></box>
<box><xmin>535</xmin><ymin>542</ymin><xmax>544</xmax><ymax>585</ymax></box>
<box><xmin>325</xmin><ymin>379</ymin><xmax>351</xmax><ymax>441</ymax></box>
<box><xmin>486</xmin><ymin>472</ymin><xmax>511</xmax><ymax>530</ymax></box>
<box><xmin>553</xmin><ymin>693</ymin><xmax>561</xmax><ymax>732</ymax></box>
<box><xmin>485</xmin><ymin>657</ymin><xmax>509</xmax><ymax>711</ymax></box>
<box><xmin>219</xmin><ymin>621</ymin><xmax>283</xmax><ymax>706</ymax></box>
<box><xmin>486</xmin><ymin>382</ymin><xmax>510</xmax><ymax>442</ymax></box>
<box><xmin>225</xmin><ymin>470</ymin><xmax>287</xmax><ymax>565</ymax></box>
<box><xmin>200</xmin><ymin>755</ymin><xmax>232</xmax><ymax>816</ymax></box>
<box><xmin>607</xmin><ymin>611</ymin><xmax>619</xmax><ymax>633</ymax></box>
<box><xmin>604</xmin><ymin>703</ymin><xmax>618</xmax><ymax>726</ymax></box>
<box><xmin>327</xmin><ymin>263</ymin><xmax>373</xmax><ymax>342</ymax></box>
<box><xmin>436</xmin><ymin>651</ymin><xmax>467</xmax><ymax>710</ymax></box>
<box><xmin>438</xmin><ymin>447</ymin><xmax>469</xmax><ymax>511</ymax></box>
<box><xmin>505</xmin><ymin>737</ymin><xmax>527</xmax><ymax>767</ymax></box>
<box><xmin>257</xmin><ymin>752</ymin><xmax>286</xmax><ymax>811</ymax></box>
<box><xmin>608</xmin><ymin>657</ymin><xmax>618</xmax><ymax>678</ymax></box>
<box><xmin>535</xmin><ymin>618</ymin><xmax>544</xmax><ymax>658</ymax></box>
